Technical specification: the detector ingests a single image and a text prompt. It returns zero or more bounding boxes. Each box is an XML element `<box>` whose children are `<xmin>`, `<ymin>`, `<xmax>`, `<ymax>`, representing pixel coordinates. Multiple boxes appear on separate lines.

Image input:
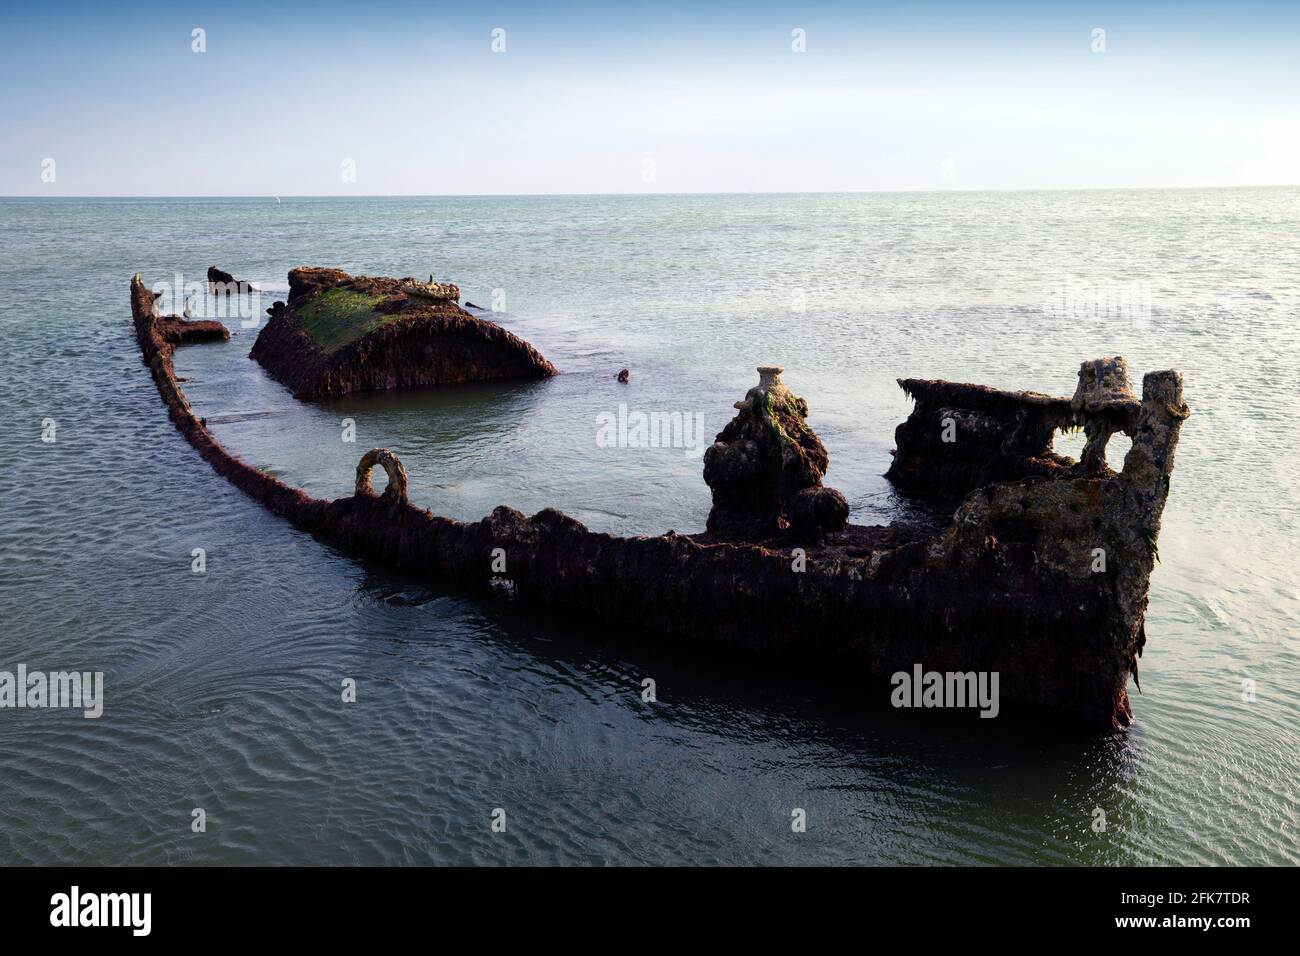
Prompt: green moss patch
<box><xmin>295</xmin><ymin>287</ymin><xmax>398</xmax><ymax>352</ymax></box>
<box><xmin>762</xmin><ymin>389</ymin><xmax>810</xmax><ymax>445</ymax></box>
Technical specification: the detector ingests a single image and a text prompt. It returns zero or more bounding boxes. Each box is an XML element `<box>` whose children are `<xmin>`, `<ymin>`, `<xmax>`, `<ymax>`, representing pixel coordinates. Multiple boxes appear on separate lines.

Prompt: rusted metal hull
<box><xmin>131</xmin><ymin>274</ymin><xmax>1188</xmax><ymax>729</ymax></box>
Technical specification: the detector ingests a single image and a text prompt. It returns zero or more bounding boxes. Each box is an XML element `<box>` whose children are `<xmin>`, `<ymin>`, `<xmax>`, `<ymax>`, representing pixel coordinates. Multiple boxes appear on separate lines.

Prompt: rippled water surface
<box><xmin>1</xmin><ymin>191</ymin><xmax>1297</xmax><ymax>865</ymax></box>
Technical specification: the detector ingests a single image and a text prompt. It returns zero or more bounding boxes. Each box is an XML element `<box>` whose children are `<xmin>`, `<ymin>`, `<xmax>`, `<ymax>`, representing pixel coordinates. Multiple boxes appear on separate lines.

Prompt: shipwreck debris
<box><xmin>1071</xmin><ymin>356</ymin><xmax>1137</xmax><ymax>473</ymax></box>
<box><xmin>207</xmin><ymin>265</ymin><xmax>255</xmax><ymax>293</ymax></box>
<box><xmin>140</xmin><ymin>276</ymin><xmax>230</xmax><ymax>346</ymax></box>
<box><xmin>355</xmin><ymin>448</ymin><xmax>409</xmax><ymax>503</ymax></box>
<box><xmin>249</xmin><ymin>267</ymin><xmax>557</xmax><ymax>400</ymax></box>
<box><xmin>703</xmin><ymin>366</ymin><xmax>847</xmax><ymax>543</ymax></box>
<box><xmin>130</xmin><ymin>272</ymin><xmax>1188</xmax><ymax>729</ymax></box>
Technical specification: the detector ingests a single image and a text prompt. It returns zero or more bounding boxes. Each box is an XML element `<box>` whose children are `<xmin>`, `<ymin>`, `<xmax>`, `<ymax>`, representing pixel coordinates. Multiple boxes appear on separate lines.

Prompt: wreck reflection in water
<box><xmin>350</xmin><ymin>559</ymin><xmax>1146</xmax><ymax>866</ymax></box>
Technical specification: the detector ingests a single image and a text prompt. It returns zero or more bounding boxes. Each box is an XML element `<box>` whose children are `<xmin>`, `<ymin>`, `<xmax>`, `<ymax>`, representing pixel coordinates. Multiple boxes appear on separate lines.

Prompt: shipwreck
<box><xmin>249</xmin><ymin>267</ymin><xmax>557</xmax><ymax>400</ymax></box>
<box><xmin>131</xmin><ymin>271</ymin><xmax>1188</xmax><ymax>729</ymax></box>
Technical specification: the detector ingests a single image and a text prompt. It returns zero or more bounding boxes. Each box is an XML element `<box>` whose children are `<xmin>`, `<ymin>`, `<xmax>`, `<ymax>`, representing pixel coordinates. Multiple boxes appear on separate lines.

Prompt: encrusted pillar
<box><xmin>1120</xmin><ymin>369</ymin><xmax>1190</xmax><ymax>533</ymax></box>
<box><xmin>1071</xmin><ymin>356</ymin><xmax>1137</xmax><ymax>473</ymax></box>
<box><xmin>702</xmin><ymin>366</ymin><xmax>847</xmax><ymax>542</ymax></box>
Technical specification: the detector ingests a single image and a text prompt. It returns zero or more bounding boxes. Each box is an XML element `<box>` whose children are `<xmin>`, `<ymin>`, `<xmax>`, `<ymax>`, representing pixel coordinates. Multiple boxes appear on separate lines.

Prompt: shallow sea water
<box><xmin>0</xmin><ymin>190</ymin><xmax>1297</xmax><ymax>864</ymax></box>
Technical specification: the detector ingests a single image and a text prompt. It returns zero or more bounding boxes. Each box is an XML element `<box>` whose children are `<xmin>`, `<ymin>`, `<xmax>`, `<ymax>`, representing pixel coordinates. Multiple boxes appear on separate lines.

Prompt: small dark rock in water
<box><xmin>208</xmin><ymin>265</ymin><xmax>254</xmax><ymax>292</ymax></box>
<box><xmin>617</xmin><ymin>368</ymin><xmax>630</xmax><ymax>383</ymax></box>
<box><xmin>464</xmin><ymin>301</ymin><xmax>484</xmax><ymax>310</ymax></box>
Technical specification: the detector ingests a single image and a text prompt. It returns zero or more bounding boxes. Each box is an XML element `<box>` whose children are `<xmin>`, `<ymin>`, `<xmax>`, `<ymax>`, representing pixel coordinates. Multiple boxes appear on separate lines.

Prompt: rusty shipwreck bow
<box><xmin>131</xmin><ymin>274</ymin><xmax>1188</xmax><ymax>729</ymax></box>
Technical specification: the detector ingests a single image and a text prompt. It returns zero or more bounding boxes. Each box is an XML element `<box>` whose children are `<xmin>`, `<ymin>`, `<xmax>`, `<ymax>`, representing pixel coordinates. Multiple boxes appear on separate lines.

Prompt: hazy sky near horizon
<box><xmin>2</xmin><ymin>0</ymin><xmax>1298</xmax><ymax>195</ymax></box>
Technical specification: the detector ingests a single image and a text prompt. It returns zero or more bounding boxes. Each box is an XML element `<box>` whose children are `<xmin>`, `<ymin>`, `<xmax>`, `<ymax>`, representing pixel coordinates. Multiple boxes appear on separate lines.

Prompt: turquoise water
<box><xmin>0</xmin><ymin>191</ymin><xmax>1297</xmax><ymax>864</ymax></box>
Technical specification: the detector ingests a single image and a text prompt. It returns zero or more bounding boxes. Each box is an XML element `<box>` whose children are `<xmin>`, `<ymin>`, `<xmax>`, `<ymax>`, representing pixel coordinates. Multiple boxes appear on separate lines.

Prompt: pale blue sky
<box><xmin>2</xmin><ymin>0</ymin><xmax>1297</xmax><ymax>194</ymax></box>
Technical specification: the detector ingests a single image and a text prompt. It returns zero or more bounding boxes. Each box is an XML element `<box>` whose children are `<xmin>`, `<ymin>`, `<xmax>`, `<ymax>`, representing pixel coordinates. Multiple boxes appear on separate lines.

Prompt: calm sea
<box><xmin>1</xmin><ymin>191</ymin><xmax>1297</xmax><ymax>864</ymax></box>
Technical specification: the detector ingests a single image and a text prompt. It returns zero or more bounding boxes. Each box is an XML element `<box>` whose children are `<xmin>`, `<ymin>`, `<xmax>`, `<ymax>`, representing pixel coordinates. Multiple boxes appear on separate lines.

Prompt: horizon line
<box><xmin>3</xmin><ymin>183</ymin><xmax>1298</xmax><ymax>200</ymax></box>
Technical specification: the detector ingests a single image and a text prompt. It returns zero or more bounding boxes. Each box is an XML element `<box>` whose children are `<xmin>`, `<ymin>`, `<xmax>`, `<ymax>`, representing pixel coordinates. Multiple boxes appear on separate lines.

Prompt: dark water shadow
<box><xmin>345</xmin><ymin>554</ymin><xmax>1143</xmax><ymax>833</ymax></box>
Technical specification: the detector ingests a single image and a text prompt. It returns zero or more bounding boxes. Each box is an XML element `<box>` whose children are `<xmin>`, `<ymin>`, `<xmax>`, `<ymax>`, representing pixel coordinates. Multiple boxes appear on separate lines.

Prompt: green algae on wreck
<box><xmin>294</xmin><ymin>287</ymin><xmax>392</xmax><ymax>352</ymax></box>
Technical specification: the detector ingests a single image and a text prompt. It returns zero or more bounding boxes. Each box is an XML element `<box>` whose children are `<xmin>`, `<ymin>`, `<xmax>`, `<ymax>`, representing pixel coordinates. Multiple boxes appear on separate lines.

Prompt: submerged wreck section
<box><xmin>881</xmin><ymin>356</ymin><xmax>1188</xmax><ymax>725</ymax></box>
<box><xmin>886</xmin><ymin>356</ymin><xmax>1146</xmax><ymax>501</ymax></box>
<box><xmin>249</xmin><ymin>267</ymin><xmax>557</xmax><ymax>400</ymax></box>
<box><xmin>131</xmin><ymin>271</ymin><xmax>1188</xmax><ymax>730</ymax></box>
